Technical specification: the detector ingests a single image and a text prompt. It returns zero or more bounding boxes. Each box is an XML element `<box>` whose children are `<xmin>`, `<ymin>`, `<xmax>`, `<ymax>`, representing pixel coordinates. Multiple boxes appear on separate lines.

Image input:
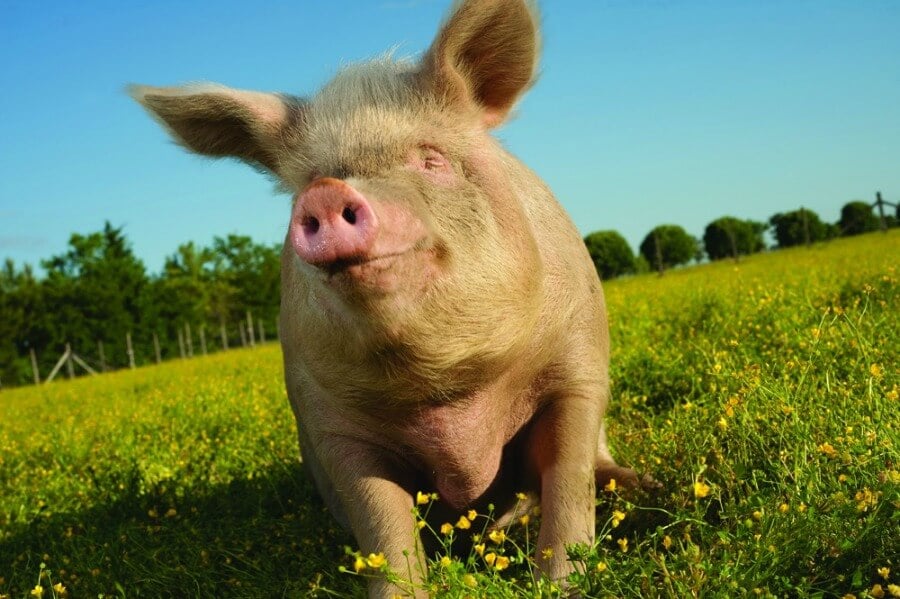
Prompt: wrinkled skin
<box><xmin>131</xmin><ymin>1</ymin><xmax>646</xmax><ymax>596</ymax></box>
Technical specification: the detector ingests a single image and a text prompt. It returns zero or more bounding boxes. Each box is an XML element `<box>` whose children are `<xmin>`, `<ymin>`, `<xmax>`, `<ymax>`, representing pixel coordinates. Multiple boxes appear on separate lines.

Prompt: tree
<box><xmin>583</xmin><ymin>230</ymin><xmax>635</xmax><ymax>280</ymax></box>
<box><xmin>838</xmin><ymin>201</ymin><xmax>879</xmax><ymax>236</ymax></box>
<box><xmin>40</xmin><ymin>222</ymin><xmax>148</xmax><ymax>370</ymax></box>
<box><xmin>639</xmin><ymin>225</ymin><xmax>698</xmax><ymax>272</ymax></box>
<box><xmin>703</xmin><ymin>217</ymin><xmax>767</xmax><ymax>261</ymax></box>
<box><xmin>769</xmin><ymin>209</ymin><xmax>832</xmax><ymax>248</ymax></box>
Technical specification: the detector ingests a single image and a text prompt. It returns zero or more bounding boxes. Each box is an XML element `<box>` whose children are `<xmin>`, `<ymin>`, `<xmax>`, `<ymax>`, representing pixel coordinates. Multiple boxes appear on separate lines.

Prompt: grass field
<box><xmin>1</xmin><ymin>231</ymin><xmax>898</xmax><ymax>598</ymax></box>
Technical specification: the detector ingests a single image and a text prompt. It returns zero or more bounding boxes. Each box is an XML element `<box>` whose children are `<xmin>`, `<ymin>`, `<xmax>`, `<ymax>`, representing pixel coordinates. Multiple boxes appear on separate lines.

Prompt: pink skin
<box><xmin>289</xmin><ymin>149</ymin><xmax>452</xmax><ymax>296</ymax></box>
<box><xmin>290</xmin><ymin>178</ymin><xmax>379</xmax><ymax>267</ymax></box>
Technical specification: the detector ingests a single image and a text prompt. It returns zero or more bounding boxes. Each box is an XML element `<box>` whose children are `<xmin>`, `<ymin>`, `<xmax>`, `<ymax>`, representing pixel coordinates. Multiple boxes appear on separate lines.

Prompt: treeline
<box><xmin>584</xmin><ymin>198</ymin><xmax>898</xmax><ymax>280</ymax></box>
<box><xmin>0</xmin><ymin>223</ymin><xmax>281</xmax><ymax>388</ymax></box>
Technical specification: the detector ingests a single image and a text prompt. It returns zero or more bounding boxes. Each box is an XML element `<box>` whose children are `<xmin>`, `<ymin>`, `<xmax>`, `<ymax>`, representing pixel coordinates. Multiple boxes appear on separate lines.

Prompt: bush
<box><xmin>838</xmin><ymin>200</ymin><xmax>879</xmax><ymax>236</ymax></box>
<box><xmin>639</xmin><ymin>225</ymin><xmax>699</xmax><ymax>272</ymax></box>
<box><xmin>703</xmin><ymin>217</ymin><xmax>767</xmax><ymax>260</ymax></box>
<box><xmin>584</xmin><ymin>230</ymin><xmax>635</xmax><ymax>280</ymax></box>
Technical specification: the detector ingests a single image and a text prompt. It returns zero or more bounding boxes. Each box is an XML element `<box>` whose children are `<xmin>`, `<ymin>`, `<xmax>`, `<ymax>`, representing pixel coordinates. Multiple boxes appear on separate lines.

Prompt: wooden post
<box><xmin>654</xmin><ymin>230</ymin><xmax>664</xmax><ymax>275</ymax></box>
<box><xmin>258</xmin><ymin>319</ymin><xmax>266</xmax><ymax>344</ymax></box>
<box><xmin>239</xmin><ymin>321</ymin><xmax>247</xmax><ymax>347</ymax></box>
<box><xmin>200</xmin><ymin>325</ymin><xmax>208</xmax><ymax>356</ymax></box>
<box><xmin>801</xmin><ymin>206</ymin><xmax>810</xmax><ymax>247</ymax></box>
<box><xmin>153</xmin><ymin>332</ymin><xmax>162</xmax><ymax>364</ymax></box>
<box><xmin>220</xmin><ymin>321</ymin><xmax>229</xmax><ymax>350</ymax></box>
<box><xmin>98</xmin><ymin>340</ymin><xmax>107</xmax><ymax>372</ymax></box>
<box><xmin>71</xmin><ymin>352</ymin><xmax>97</xmax><ymax>375</ymax></box>
<box><xmin>30</xmin><ymin>348</ymin><xmax>40</xmax><ymax>385</ymax></box>
<box><xmin>65</xmin><ymin>343</ymin><xmax>75</xmax><ymax>379</ymax></box>
<box><xmin>247</xmin><ymin>311</ymin><xmax>256</xmax><ymax>347</ymax></box>
<box><xmin>185</xmin><ymin>323</ymin><xmax>194</xmax><ymax>357</ymax></box>
<box><xmin>126</xmin><ymin>333</ymin><xmax>135</xmax><ymax>369</ymax></box>
<box><xmin>177</xmin><ymin>328</ymin><xmax>186</xmax><ymax>359</ymax></box>
<box><xmin>876</xmin><ymin>191</ymin><xmax>887</xmax><ymax>232</ymax></box>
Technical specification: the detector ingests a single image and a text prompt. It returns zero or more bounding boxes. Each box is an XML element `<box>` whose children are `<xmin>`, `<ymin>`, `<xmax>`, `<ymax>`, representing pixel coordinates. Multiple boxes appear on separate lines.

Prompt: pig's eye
<box><xmin>421</xmin><ymin>147</ymin><xmax>449</xmax><ymax>170</ymax></box>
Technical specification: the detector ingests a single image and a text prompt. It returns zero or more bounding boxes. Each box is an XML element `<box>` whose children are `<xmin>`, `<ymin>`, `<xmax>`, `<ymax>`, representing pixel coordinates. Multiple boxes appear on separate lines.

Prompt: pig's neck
<box><xmin>297</xmin><ymin>289</ymin><xmax>543</xmax><ymax>405</ymax></box>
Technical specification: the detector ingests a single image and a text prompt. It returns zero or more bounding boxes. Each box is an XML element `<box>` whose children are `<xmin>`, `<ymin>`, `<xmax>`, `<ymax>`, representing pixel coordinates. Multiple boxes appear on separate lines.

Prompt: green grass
<box><xmin>1</xmin><ymin>231</ymin><xmax>898</xmax><ymax>598</ymax></box>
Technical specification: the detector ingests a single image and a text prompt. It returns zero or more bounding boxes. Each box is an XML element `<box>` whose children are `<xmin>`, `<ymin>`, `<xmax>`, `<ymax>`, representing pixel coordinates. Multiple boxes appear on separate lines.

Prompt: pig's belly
<box><xmin>427</xmin><ymin>441</ymin><xmax>505</xmax><ymax>510</ymax></box>
<box><xmin>399</xmin><ymin>395</ymin><xmax>534</xmax><ymax>511</ymax></box>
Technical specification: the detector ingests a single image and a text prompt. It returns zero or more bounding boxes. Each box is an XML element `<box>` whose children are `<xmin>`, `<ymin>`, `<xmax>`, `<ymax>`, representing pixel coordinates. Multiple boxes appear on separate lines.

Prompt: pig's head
<box><xmin>131</xmin><ymin>0</ymin><xmax>543</xmax><ymax>351</ymax></box>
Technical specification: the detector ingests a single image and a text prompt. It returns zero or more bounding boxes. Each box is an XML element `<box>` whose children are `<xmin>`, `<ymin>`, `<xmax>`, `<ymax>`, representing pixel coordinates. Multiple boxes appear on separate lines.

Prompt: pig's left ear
<box><xmin>422</xmin><ymin>0</ymin><xmax>539</xmax><ymax>128</ymax></box>
<box><xmin>129</xmin><ymin>84</ymin><xmax>302</xmax><ymax>173</ymax></box>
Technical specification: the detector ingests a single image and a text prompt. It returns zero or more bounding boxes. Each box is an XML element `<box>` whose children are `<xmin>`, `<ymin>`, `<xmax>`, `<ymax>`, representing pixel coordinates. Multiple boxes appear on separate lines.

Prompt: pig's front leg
<box><xmin>528</xmin><ymin>394</ymin><xmax>601</xmax><ymax>581</ymax></box>
<box><xmin>318</xmin><ymin>438</ymin><xmax>426</xmax><ymax>599</ymax></box>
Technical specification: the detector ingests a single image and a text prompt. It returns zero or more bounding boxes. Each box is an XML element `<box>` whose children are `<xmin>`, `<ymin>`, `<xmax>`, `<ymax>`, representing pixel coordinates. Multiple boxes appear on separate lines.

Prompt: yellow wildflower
<box><xmin>818</xmin><ymin>442</ymin><xmax>837</xmax><ymax>458</ymax></box>
<box><xmin>52</xmin><ymin>584</ymin><xmax>67</xmax><ymax>597</ymax></box>
<box><xmin>515</xmin><ymin>492</ymin><xmax>527</xmax><ymax>501</ymax></box>
<box><xmin>440</xmin><ymin>522</ymin><xmax>454</xmax><ymax>535</ymax></box>
<box><xmin>467</xmin><ymin>509</ymin><xmax>477</xmax><ymax>521</ymax></box>
<box><xmin>456</xmin><ymin>515</ymin><xmax>471</xmax><ymax>530</ymax></box>
<box><xmin>462</xmin><ymin>574</ymin><xmax>477</xmax><ymax>588</ymax></box>
<box><xmin>877</xmin><ymin>567</ymin><xmax>890</xmax><ymax>579</ymax></box>
<box><xmin>541</xmin><ymin>547</ymin><xmax>554</xmax><ymax>560</ymax></box>
<box><xmin>30</xmin><ymin>586</ymin><xmax>43</xmax><ymax>598</ymax></box>
<box><xmin>887</xmin><ymin>583</ymin><xmax>900</xmax><ymax>597</ymax></box>
<box><xmin>611</xmin><ymin>510</ymin><xmax>626</xmax><ymax>528</ymax></box>
<box><xmin>416</xmin><ymin>491</ymin><xmax>431</xmax><ymax>505</ymax></box>
<box><xmin>353</xmin><ymin>556</ymin><xmax>365</xmax><ymax>573</ymax></box>
<box><xmin>473</xmin><ymin>543</ymin><xmax>485</xmax><ymax>556</ymax></box>
<box><xmin>694</xmin><ymin>481</ymin><xmax>711</xmax><ymax>499</ymax></box>
<box><xmin>752</xmin><ymin>510</ymin><xmax>763</xmax><ymax>521</ymax></box>
<box><xmin>870</xmin><ymin>363</ymin><xmax>884</xmax><ymax>378</ymax></box>
<box><xmin>365</xmin><ymin>553</ymin><xmax>386</xmax><ymax>569</ymax></box>
<box><xmin>439</xmin><ymin>555</ymin><xmax>451</xmax><ymax>568</ymax></box>
<box><xmin>617</xmin><ymin>538</ymin><xmax>629</xmax><ymax>552</ymax></box>
<box><xmin>778</xmin><ymin>503</ymin><xmax>789</xmax><ymax>514</ymax></box>
<box><xmin>488</xmin><ymin>530</ymin><xmax>506</xmax><ymax>545</ymax></box>
<box><xmin>662</xmin><ymin>535</ymin><xmax>673</xmax><ymax>550</ymax></box>
<box><xmin>519</xmin><ymin>514</ymin><xmax>530</xmax><ymax>526</ymax></box>
<box><xmin>484</xmin><ymin>552</ymin><xmax>496</xmax><ymax>566</ymax></box>
<box><xmin>604</xmin><ymin>478</ymin><xmax>617</xmax><ymax>492</ymax></box>
<box><xmin>596</xmin><ymin>561</ymin><xmax>608</xmax><ymax>573</ymax></box>
<box><xmin>416</xmin><ymin>520</ymin><xmax>426</xmax><ymax>530</ymax></box>
<box><xmin>494</xmin><ymin>555</ymin><xmax>510</xmax><ymax>571</ymax></box>
<box><xmin>870</xmin><ymin>584</ymin><xmax>885</xmax><ymax>598</ymax></box>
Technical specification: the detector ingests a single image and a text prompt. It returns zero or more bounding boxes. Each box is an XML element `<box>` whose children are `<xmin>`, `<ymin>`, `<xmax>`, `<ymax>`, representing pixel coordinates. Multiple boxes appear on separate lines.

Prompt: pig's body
<box><xmin>132</xmin><ymin>1</ymin><xmax>642</xmax><ymax>596</ymax></box>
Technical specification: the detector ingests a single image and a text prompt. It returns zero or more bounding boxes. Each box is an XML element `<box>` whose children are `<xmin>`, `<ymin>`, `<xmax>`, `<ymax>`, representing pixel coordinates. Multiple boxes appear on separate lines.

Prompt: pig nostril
<box><xmin>303</xmin><ymin>217</ymin><xmax>320</xmax><ymax>235</ymax></box>
<box><xmin>342</xmin><ymin>206</ymin><xmax>357</xmax><ymax>225</ymax></box>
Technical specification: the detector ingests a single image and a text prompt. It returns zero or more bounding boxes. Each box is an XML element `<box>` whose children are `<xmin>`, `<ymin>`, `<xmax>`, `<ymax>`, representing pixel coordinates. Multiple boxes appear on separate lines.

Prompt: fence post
<box><xmin>98</xmin><ymin>340</ymin><xmax>107</xmax><ymax>372</ymax></box>
<box><xmin>875</xmin><ymin>191</ymin><xmax>887</xmax><ymax>232</ymax></box>
<box><xmin>30</xmin><ymin>348</ymin><xmax>40</xmax><ymax>385</ymax></box>
<box><xmin>126</xmin><ymin>333</ymin><xmax>135</xmax><ymax>369</ymax></box>
<box><xmin>65</xmin><ymin>343</ymin><xmax>75</xmax><ymax>379</ymax></box>
<box><xmin>801</xmin><ymin>206</ymin><xmax>810</xmax><ymax>247</ymax></box>
<box><xmin>220</xmin><ymin>321</ymin><xmax>229</xmax><ymax>350</ymax></box>
<box><xmin>178</xmin><ymin>328</ymin><xmax>186</xmax><ymax>359</ymax></box>
<box><xmin>200</xmin><ymin>325</ymin><xmax>208</xmax><ymax>356</ymax></box>
<box><xmin>247</xmin><ymin>311</ymin><xmax>256</xmax><ymax>347</ymax></box>
<box><xmin>153</xmin><ymin>332</ymin><xmax>162</xmax><ymax>364</ymax></box>
<box><xmin>185</xmin><ymin>323</ymin><xmax>194</xmax><ymax>357</ymax></box>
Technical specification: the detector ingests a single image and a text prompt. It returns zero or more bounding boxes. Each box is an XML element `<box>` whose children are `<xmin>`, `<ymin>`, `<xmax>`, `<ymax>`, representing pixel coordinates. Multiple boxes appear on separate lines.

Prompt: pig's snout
<box><xmin>290</xmin><ymin>178</ymin><xmax>378</xmax><ymax>266</ymax></box>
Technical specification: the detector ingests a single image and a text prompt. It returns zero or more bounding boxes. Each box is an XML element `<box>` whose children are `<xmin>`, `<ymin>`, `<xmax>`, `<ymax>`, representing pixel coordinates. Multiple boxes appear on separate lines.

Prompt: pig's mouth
<box><xmin>316</xmin><ymin>238</ymin><xmax>435</xmax><ymax>293</ymax></box>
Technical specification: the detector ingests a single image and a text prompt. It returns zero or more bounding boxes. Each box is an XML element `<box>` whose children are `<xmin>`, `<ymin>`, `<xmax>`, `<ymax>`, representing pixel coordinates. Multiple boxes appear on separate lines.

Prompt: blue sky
<box><xmin>1</xmin><ymin>0</ymin><xmax>898</xmax><ymax>275</ymax></box>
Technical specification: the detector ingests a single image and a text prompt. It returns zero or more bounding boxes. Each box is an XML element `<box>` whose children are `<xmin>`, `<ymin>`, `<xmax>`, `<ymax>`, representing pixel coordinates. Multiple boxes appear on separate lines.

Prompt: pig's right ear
<box><xmin>128</xmin><ymin>84</ymin><xmax>302</xmax><ymax>173</ymax></box>
<box><xmin>422</xmin><ymin>0</ymin><xmax>539</xmax><ymax>128</ymax></box>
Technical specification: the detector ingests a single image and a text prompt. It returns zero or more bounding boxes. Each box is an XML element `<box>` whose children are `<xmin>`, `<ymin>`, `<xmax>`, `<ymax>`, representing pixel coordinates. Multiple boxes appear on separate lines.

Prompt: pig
<box><xmin>131</xmin><ymin>0</ymin><xmax>645</xmax><ymax>596</ymax></box>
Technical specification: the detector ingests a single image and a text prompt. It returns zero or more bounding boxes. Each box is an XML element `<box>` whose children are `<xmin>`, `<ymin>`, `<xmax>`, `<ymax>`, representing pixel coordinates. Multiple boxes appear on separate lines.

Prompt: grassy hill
<box><xmin>1</xmin><ymin>231</ymin><xmax>897</xmax><ymax>598</ymax></box>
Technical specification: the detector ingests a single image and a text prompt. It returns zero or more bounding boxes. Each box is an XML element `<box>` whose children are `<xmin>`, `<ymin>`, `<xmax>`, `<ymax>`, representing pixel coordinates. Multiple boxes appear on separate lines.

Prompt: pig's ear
<box><xmin>422</xmin><ymin>0</ymin><xmax>539</xmax><ymax>128</ymax></box>
<box><xmin>128</xmin><ymin>84</ymin><xmax>302</xmax><ymax>173</ymax></box>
